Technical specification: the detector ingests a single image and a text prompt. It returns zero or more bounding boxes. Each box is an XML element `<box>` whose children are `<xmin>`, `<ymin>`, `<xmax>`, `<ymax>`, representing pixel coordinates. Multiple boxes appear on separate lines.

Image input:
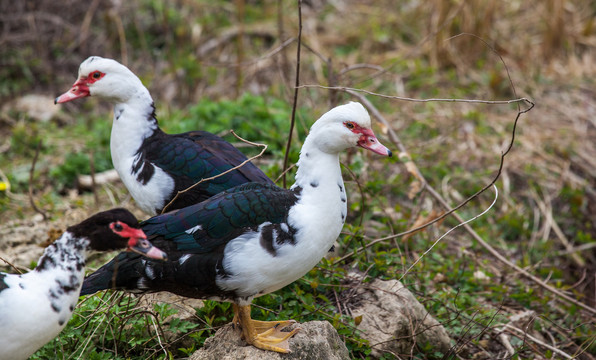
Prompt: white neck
<box><xmin>289</xmin><ymin>134</ymin><xmax>347</xmax><ymax>251</ymax></box>
<box><xmin>110</xmin><ymin>87</ymin><xmax>157</xmax><ymax>164</ymax></box>
<box><xmin>32</xmin><ymin>233</ymin><xmax>88</xmax><ymax>331</ymax></box>
<box><xmin>35</xmin><ymin>231</ymin><xmax>89</xmax><ymax>275</ymax></box>
<box><xmin>293</xmin><ymin>137</ymin><xmax>343</xmax><ymax>192</ymax></box>
<box><xmin>33</xmin><ymin>232</ymin><xmax>89</xmax><ymax>320</ymax></box>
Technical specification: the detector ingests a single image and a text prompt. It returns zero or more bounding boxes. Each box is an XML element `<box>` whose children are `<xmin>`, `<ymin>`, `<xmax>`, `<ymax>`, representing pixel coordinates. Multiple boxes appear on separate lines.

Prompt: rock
<box><xmin>3</xmin><ymin>94</ymin><xmax>58</xmax><ymax>122</ymax></box>
<box><xmin>0</xmin><ymin>217</ymin><xmax>50</xmax><ymax>269</ymax></box>
<box><xmin>0</xmin><ymin>208</ymin><xmax>91</xmax><ymax>270</ymax></box>
<box><xmin>138</xmin><ymin>292</ymin><xmax>203</xmax><ymax>322</ymax></box>
<box><xmin>77</xmin><ymin>169</ymin><xmax>121</xmax><ymax>190</ymax></box>
<box><xmin>190</xmin><ymin>320</ymin><xmax>350</xmax><ymax>360</ymax></box>
<box><xmin>351</xmin><ymin>276</ymin><xmax>452</xmax><ymax>358</ymax></box>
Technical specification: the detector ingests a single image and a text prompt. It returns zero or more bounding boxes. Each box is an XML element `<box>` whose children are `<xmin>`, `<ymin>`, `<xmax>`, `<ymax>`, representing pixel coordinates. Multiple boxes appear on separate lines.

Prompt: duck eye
<box><xmin>92</xmin><ymin>71</ymin><xmax>101</xmax><ymax>79</ymax></box>
<box><xmin>345</xmin><ymin>122</ymin><xmax>355</xmax><ymax>129</ymax></box>
<box><xmin>112</xmin><ymin>222</ymin><xmax>123</xmax><ymax>232</ymax></box>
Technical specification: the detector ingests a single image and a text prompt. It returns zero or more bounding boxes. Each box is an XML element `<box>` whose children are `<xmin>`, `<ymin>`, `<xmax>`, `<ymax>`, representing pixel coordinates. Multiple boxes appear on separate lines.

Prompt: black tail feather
<box><xmin>80</xmin><ymin>252</ymin><xmax>145</xmax><ymax>296</ymax></box>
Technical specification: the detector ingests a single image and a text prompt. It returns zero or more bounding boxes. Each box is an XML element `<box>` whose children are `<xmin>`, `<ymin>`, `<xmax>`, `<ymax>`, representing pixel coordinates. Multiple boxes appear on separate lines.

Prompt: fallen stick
<box><xmin>77</xmin><ymin>169</ymin><xmax>120</xmax><ymax>190</ymax></box>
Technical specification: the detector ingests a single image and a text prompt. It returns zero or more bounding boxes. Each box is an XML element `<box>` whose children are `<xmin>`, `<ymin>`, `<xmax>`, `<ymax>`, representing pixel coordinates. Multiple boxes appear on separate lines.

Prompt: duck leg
<box><xmin>232</xmin><ymin>303</ymin><xmax>300</xmax><ymax>353</ymax></box>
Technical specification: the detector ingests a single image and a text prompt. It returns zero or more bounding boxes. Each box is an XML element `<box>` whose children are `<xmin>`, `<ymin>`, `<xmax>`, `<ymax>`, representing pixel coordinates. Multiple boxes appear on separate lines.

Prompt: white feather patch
<box><xmin>185</xmin><ymin>225</ymin><xmax>202</xmax><ymax>235</ymax></box>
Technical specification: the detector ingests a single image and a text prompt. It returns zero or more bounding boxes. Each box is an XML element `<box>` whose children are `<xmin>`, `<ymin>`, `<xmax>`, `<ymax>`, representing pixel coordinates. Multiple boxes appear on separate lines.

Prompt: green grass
<box><xmin>2</xmin><ymin>0</ymin><xmax>596</xmax><ymax>358</ymax></box>
<box><xmin>3</xmin><ymin>84</ymin><xmax>594</xmax><ymax>360</ymax></box>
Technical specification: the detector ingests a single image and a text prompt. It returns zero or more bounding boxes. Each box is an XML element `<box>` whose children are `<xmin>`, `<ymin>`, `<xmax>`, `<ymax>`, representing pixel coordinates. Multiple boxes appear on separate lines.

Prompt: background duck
<box><xmin>0</xmin><ymin>208</ymin><xmax>167</xmax><ymax>360</ymax></box>
<box><xmin>55</xmin><ymin>56</ymin><xmax>274</xmax><ymax>215</ymax></box>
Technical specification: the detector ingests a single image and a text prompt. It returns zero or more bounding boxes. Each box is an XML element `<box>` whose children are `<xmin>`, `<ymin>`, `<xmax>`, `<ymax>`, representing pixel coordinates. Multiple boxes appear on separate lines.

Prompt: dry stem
<box><xmin>160</xmin><ymin>130</ymin><xmax>268</xmax><ymax>214</ymax></box>
<box><xmin>281</xmin><ymin>0</ymin><xmax>302</xmax><ymax>189</ymax></box>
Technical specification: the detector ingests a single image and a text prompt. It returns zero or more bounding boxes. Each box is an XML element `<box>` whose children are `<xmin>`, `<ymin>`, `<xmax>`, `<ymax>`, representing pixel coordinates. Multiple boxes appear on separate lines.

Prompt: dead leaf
<box><xmin>402</xmin><ymin>209</ymin><xmax>445</xmax><ymax>242</ymax></box>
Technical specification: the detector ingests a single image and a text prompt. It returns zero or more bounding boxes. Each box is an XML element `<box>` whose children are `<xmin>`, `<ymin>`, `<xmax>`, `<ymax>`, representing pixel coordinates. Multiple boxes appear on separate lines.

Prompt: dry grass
<box><xmin>1</xmin><ymin>0</ymin><xmax>596</xmax><ymax>358</ymax></box>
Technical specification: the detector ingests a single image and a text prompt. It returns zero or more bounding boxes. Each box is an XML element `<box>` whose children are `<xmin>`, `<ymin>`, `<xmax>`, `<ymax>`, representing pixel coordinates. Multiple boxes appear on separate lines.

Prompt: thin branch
<box><xmin>556</xmin><ymin>242</ymin><xmax>596</xmax><ymax>256</ymax></box>
<box><xmin>149</xmin><ymin>314</ymin><xmax>168</xmax><ymax>357</ymax></box>
<box><xmin>397</xmin><ymin>184</ymin><xmax>499</xmax><ymax>282</ymax></box>
<box><xmin>504</xmin><ymin>324</ymin><xmax>574</xmax><ymax>359</ymax></box>
<box><xmin>273</xmin><ymin>163</ymin><xmax>296</xmax><ymax>184</ymax></box>
<box><xmin>281</xmin><ymin>0</ymin><xmax>302</xmax><ymax>188</ymax></box>
<box><xmin>298</xmin><ymin>84</ymin><xmax>530</xmax><ymax>106</ymax></box>
<box><xmin>161</xmin><ymin>131</ymin><xmax>268</xmax><ymax>214</ymax></box>
<box><xmin>0</xmin><ymin>256</ymin><xmax>25</xmax><ymax>274</ymax></box>
<box><xmin>446</xmin><ymin>33</ymin><xmax>520</xmax><ymax>110</ymax></box>
<box><xmin>338</xmin><ymin>63</ymin><xmax>386</xmax><ymax>77</ymax></box>
<box><xmin>341</xmin><ymin>163</ymin><xmax>366</xmax><ymax>227</ymax></box>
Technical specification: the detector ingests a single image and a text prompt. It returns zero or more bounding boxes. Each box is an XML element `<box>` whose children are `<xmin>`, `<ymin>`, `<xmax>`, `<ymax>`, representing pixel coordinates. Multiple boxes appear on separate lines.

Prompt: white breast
<box><xmin>216</xmin><ymin>176</ymin><xmax>346</xmax><ymax>302</ymax></box>
<box><xmin>0</xmin><ymin>270</ymin><xmax>83</xmax><ymax>360</ymax></box>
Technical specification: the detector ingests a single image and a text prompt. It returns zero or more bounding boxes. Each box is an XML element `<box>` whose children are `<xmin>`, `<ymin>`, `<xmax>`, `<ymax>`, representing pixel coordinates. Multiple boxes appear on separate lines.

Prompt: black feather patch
<box><xmin>259</xmin><ymin>223</ymin><xmax>298</xmax><ymax>256</ymax></box>
<box><xmin>133</xmin><ymin>127</ymin><xmax>275</xmax><ymax>213</ymax></box>
<box><xmin>81</xmin><ymin>183</ymin><xmax>303</xmax><ymax>302</ymax></box>
<box><xmin>36</xmin><ymin>252</ymin><xmax>57</xmax><ymax>271</ymax></box>
<box><xmin>132</xmin><ymin>156</ymin><xmax>155</xmax><ymax>185</ymax></box>
<box><xmin>147</xmin><ymin>102</ymin><xmax>158</xmax><ymax>125</ymax></box>
<box><xmin>0</xmin><ymin>274</ymin><xmax>8</xmax><ymax>294</ymax></box>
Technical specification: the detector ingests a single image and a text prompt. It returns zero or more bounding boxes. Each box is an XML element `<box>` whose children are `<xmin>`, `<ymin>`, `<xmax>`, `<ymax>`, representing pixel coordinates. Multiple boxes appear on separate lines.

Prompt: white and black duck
<box><xmin>80</xmin><ymin>102</ymin><xmax>392</xmax><ymax>353</ymax></box>
<box><xmin>55</xmin><ymin>56</ymin><xmax>273</xmax><ymax>215</ymax></box>
<box><xmin>0</xmin><ymin>208</ymin><xmax>167</xmax><ymax>360</ymax></box>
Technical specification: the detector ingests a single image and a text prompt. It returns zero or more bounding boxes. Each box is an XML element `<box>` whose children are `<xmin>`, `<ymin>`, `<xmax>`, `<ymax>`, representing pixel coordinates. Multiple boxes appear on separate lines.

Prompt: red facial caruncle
<box><xmin>109</xmin><ymin>221</ymin><xmax>168</xmax><ymax>260</ymax></box>
<box><xmin>110</xmin><ymin>221</ymin><xmax>146</xmax><ymax>245</ymax></box>
<box><xmin>344</xmin><ymin>121</ymin><xmax>392</xmax><ymax>157</ymax></box>
<box><xmin>54</xmin><ymin>70</ymin><xmax>105</xmax><ymax>104</ymax></box>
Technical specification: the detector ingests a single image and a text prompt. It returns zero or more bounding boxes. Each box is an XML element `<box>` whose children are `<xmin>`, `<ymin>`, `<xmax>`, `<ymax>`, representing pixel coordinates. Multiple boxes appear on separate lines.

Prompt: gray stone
<box><xmin>3</xmin><ymin>94</ymin><xmax>59</xmax><ymax>122</ymax></box>
<box><xmin>351</xmin><ymin>276</ymin><xmax>452</xmax><ymax>358</ymax></box>
<box><xmin>190</xmin><ymin>320</ymin><xmax>350</xmax><ymax>360</ymax></box>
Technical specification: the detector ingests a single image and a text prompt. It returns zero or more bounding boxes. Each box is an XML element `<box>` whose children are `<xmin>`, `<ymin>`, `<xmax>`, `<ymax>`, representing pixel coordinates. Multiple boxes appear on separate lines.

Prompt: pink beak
<box><xmin>128</xmin><ymin>237</ymin><xmax>169</xmax><ymax>260</ymax></box>
<box><xmin>357</xmin><ymin>129</ymin><xmax>392</xmax><ymax>156</ymax></box>
<box><xmin>54</xmin><ymin>79</ymin><xmax>90</xmax><ymax>104</ymax></box>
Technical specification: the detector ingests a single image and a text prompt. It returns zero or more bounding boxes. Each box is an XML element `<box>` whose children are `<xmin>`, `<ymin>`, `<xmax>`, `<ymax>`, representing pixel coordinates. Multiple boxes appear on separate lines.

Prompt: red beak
<box><xmin>357</xmin><ymin>129</ymin><xmax>392</xmax><ymax>156</ymax></box>
<box><xmin>54</xmin><ymin>78</ymin><xmax>90</xmax><ymax>104</ymax></box>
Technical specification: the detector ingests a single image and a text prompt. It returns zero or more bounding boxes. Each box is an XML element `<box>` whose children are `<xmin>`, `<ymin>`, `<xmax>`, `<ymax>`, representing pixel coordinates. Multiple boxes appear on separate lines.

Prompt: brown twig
<box><xmin>273</xmin><ymin>163</ymin><xmax>296</xmax><ymax>184</ymax></box>
<box><xmin>504</xmin><ymin>324</ymin><xmax>574</xmax><ymax>359</ymax></box>
<box><xmin>341</xmin><ymin>163</ymin><xmax>366</xmax><ymax>227</ymax></box>
<box><xmin>72</xmin><ymin>0</ymin><xmax>101</xmax><ymax>50</ymax></box>
<box><xmin>0</xmin><ymin>256</ymin><xmax>24</xmax><ymax>274</ymax></box>
<box><xmin>281</xmin><ymin>0</ymin><xmax>302</xmax><ymax>189</ymax></box>
<box><xmin>28</xmin><ymin>140</ymin><xmax>47</xmax><ymax>220</ymax></box>
<box><xmin>298</xmin><ymin>84</ymin><xmax>531</xmax><ymax>106</ymax></box>
<box><xmin>161</xmin><ymin>130</ymin><xmax>268</xmax><ymax>214</ymax></box>
<box><xmin>529</xmin><ymin>187</ymin><xmax>586</xmax><ymax>267</ymax></box>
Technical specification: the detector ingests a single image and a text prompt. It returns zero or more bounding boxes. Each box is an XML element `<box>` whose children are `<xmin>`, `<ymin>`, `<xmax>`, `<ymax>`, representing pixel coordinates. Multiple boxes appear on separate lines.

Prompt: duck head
<box><xmin>55</xmin><ymin>56</ymin><xmax>147</xmax><ymax>104</ymax></box>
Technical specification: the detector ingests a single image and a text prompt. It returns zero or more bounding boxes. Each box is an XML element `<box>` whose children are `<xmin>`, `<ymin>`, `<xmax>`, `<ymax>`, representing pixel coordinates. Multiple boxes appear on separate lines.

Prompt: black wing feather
<box><xmin>80</xmin><ymin>183</ymin><xmax>300</xmax><ymax>300</ymax></box>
